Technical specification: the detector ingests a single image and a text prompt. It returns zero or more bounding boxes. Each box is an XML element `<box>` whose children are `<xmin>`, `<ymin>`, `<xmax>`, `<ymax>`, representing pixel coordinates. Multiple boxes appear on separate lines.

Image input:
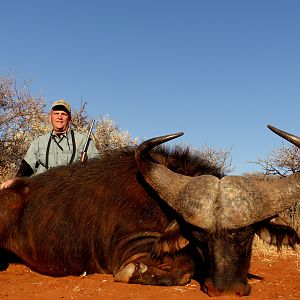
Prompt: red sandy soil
<box><xmin>0</xmin><ymin>252</ymin><xmax>299</xmax><ymax>300</ymax></box>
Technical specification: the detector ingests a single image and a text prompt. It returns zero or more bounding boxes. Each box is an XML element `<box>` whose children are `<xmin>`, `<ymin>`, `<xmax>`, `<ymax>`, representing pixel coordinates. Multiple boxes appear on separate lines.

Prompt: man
<box><xmin>1</xmin><ymin>99</ymin><xmax>99</xmax><ymax>188</ymax></box>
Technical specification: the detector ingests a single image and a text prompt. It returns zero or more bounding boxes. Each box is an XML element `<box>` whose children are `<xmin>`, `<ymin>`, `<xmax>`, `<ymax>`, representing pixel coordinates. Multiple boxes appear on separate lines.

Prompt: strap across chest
<box><xmin>45</xmin><ymin>130</ymin><xmax>76</xmax><ymax>169</ymax></box>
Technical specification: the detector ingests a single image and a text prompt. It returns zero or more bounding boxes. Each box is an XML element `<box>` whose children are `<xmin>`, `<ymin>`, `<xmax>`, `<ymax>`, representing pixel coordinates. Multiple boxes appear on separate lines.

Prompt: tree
<box><xmin>255</xmin><ymin>143</ymin><xmax>300</xmax><ymax>236</ymax></box>
<box><xmin>255</xmin><ymin>144</ymin><xmax>300</xmax><ymax>177</ymax></box>
<box><xmin>0</xmin><ymin>74</ymin><xmax>137</xmax><ymax>181</ymax></box>
<box><xmin>67</xmin><ymin>102</ymin><xmax>138</xmax><ymax>155</ymax></box>
<box><xmin>0</xmin><ymin>73</ymin><xmax>232</xmax><ymax>182</ymax></box>
<box><xmin>93</xmin><ymin>116</ymin><xmax>138</xmax><ymax>155</ymax></box>
<box><xmin>193</xmin><ymin>144</ymin><xmax>233</xmax><ymax>175</ymax></box>
<box><xmin>0</xmin><ymin>74</ymin><xmax>49</xmax><ymax>179</ymax></box>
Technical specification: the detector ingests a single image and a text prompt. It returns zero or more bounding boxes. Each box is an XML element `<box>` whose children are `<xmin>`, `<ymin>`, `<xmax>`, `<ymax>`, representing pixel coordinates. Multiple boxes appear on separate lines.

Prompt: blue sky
<box><xmin>1</xmin><ymin>1</ymin><xmax>300</xmax><ymax>174</ymax></box>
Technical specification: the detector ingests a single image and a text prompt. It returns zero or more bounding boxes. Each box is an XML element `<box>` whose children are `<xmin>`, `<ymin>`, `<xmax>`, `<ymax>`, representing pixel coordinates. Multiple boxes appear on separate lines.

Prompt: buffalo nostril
<box><xmin>235</xmin><ymin>282</ymin><xmax>251</xmax><ymax>296</ymax></box>
<box><xmin>201</xmin><ymin>280</ymin><xmax>250</xmax><ymax>297</ymax></box>
<box><xmin>201</xmin><ymin>284</ymin><xmax>208</xmax><ymax>294</ymax></box>
<box><xmin>201</xmin><ymin>281</ymin><xmax>221</xmax><ymax>297</ymax></box>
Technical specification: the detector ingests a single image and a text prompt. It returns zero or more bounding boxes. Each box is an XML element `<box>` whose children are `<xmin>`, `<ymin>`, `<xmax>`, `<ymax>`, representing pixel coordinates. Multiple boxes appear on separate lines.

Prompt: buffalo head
<box><xmin>134</xmin><ymin>127</ymin><xmax>300</xmax><ymax>296</ymax></box>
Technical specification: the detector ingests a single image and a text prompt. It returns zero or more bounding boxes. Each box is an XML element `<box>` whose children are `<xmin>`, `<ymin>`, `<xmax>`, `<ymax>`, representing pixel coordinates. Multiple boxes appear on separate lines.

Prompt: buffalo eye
<box><xmin>229</xmin><ymin>227</ymin><xmax>253</xmax><ymax>244</ymax></box>
<box><xmin>191</xmin><ymin>228</ymin><xmax>209</xmax><ymax>243</ymax></box>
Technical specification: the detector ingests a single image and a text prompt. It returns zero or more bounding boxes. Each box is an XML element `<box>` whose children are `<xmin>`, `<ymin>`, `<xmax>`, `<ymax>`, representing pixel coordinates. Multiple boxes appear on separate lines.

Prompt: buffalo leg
<box><xmin>114</xmin><ymin>253</ymin><xmax>194</xmax><ymax>286</ymax></box>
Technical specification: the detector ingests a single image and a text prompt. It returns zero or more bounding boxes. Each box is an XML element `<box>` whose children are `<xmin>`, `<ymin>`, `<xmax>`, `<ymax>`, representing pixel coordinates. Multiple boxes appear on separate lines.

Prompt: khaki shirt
<box><xmin>24</xmin><ymin>130</ymin><xmax>99</xmax><ymax>175</ymax></box>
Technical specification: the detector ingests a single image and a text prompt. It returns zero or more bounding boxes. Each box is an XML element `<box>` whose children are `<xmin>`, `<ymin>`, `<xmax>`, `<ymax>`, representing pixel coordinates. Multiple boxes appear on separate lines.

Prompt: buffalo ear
<box><xmin>256</xmin><ymin>218</ymin><xmax>300</xmax><ymax>250</ymax></box>
<box><xmin>151</xmin><ymin>220</ymin><xmax>189</xmax><ymax>259</ymax></box>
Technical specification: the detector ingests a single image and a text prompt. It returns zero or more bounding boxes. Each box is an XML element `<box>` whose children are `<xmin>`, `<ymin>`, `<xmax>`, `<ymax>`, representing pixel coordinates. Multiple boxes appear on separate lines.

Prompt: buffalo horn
<box><xmin>267</xmin><ymin>125</ymin><xmax>300</xmax><ymax>148</ymax></box>
<box><xmin>135</xmin><ymin>132</ymin><xmax>189</xmax><ymax>199</ymax></box>
<box><xmin>136</xmin><ymin>133</ymin><xmax>300</xmax><ymax>230</ymax></box>
<box><xmin>135</xmin><ymin>133</ymin><xmax>216</xmax><ymax>229</ymax></box>
<box><xmin>217</xmin><ymin>174</ymin><xmax>300</xmax><ymax>228</ymax></box>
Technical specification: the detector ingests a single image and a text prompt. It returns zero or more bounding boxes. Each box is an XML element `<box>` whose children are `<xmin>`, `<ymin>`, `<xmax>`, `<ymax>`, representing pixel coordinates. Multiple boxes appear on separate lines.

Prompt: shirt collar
<box><xmin>52</xmin><ymin>129</ymin><xmax>71</xmax><ymax>140</ymax></box>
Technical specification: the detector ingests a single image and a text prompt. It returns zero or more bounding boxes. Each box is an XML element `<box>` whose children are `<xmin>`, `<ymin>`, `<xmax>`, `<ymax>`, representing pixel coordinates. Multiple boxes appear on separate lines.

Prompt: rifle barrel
<box><xmin>80</xmin><ymin>119</ymin><xmax>95</xmax><ymax>162</ymax></box>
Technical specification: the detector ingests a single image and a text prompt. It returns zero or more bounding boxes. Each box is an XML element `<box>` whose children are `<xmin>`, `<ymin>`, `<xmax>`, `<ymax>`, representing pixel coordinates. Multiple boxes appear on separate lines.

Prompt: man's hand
<box><xmin>0</xmin><ymin>179</ymin><xmax>16</xmax><ymax>189</ymax></box>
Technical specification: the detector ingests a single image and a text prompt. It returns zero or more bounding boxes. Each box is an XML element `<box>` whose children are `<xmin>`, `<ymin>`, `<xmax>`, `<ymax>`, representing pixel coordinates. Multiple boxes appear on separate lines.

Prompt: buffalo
<box><xmin>0</xmin><ymin>126</ymin><xmax>299</xmax><ymax>297</ymax></box>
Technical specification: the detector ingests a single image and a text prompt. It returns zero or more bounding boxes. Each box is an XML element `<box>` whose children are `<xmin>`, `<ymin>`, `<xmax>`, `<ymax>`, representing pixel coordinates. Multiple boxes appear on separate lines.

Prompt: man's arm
<box><xmin>0</xmin><ymin>137</ymin><xmax>39</xmax><ymax>189</ymax></box>
<box><xmin>16</xmin><ymin>159</ymin><xmax>34</xmax><ymax>177</ymax></box>
<box><xmin>0</xmin><ymin>160</ymin><xmax>34</xmax><ymax>189</ymax></box>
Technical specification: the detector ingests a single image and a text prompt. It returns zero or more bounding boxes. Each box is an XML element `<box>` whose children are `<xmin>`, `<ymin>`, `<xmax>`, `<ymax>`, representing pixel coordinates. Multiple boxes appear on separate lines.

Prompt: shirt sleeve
<box><xmin>16</xmin><ymin>159</ymin><xmax>34</xmax><ymax>177</ymax></box>
<box><xmin>87</xmin><ymin>139</ymin><xmax>100</xmax><ymax>159</ymax></box>
<box><xmin>23</xmin><ymin>138</ymin><xmax>40</xmax><ymax>172</ymax></box>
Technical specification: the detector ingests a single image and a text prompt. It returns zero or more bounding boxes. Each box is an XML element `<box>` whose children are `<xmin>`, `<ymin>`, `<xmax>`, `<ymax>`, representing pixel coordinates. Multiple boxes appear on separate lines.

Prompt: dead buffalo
<box><xmin>0</xmin><ymin>128</ymin><xmax>299</xmax><ymax>297</ymax></box>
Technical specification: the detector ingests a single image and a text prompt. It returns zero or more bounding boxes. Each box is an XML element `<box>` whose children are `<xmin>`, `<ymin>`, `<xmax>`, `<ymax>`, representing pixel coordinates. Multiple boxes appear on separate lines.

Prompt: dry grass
<box><xmin>252</xmin><ymin>235</ymin><xmax>300</xmax><ymax>270</ymax></box>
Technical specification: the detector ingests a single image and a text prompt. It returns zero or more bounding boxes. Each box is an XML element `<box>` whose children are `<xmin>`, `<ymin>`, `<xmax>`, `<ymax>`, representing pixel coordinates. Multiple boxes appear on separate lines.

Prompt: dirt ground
<box><xmin>0</xmin><ymin>251</ymin><xmax>299</xmax><ymax>300</ymax></box>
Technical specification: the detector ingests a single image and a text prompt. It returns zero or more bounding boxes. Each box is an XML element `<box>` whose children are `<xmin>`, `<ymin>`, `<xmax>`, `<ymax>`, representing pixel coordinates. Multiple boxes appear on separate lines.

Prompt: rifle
<box><xmin>80</xmin><ymin>119</ymin><xmax>95</xmax><ymax>163</ymax></box>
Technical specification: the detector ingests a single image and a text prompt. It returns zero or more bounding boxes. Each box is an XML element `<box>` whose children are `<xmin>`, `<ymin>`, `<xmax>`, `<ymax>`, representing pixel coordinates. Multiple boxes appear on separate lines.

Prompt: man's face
<box><xmin>50</xmin><ymin>110</ymin><xmax>71</xmax><ymax>134</ymax></box>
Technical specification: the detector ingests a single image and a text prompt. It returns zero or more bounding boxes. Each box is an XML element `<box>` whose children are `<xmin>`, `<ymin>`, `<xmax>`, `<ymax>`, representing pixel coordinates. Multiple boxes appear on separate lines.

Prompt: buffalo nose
<box><xmin>202</xmin><ymin>281</ymin><xmax>251</xmax><ymax>297</ymax></box>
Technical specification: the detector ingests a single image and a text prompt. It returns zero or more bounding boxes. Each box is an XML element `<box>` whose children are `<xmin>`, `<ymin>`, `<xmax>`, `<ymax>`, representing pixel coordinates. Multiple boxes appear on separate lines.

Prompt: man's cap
<box><xmin>51</xmin><ymin>99</ymin><xmax>71</xmax><ymax>114</ymax></box>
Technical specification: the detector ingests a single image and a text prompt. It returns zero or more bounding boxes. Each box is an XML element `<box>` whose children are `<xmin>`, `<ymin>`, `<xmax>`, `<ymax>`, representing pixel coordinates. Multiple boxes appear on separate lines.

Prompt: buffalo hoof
<box><xmin>114</xmin><ymin>263</ymin><xmax>148</xmax><ymax>283</ymax></box>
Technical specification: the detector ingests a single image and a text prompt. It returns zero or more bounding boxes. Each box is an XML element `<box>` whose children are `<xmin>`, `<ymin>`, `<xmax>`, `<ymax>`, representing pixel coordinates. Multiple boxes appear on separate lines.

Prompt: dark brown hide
<box><xmin>0</xmin><ymin>146</ymin><xmax>219</xmax><ymax>277</ymax></box>
<box><xmin>0</xmin><ymin>139</ymin><xmax>299</xmax><ymax>297</ymax></box>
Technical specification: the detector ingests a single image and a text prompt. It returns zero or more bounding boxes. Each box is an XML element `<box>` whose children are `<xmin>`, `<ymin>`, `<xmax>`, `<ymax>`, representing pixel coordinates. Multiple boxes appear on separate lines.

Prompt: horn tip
<box><xmin>169</xmin><ymin>132</ymin><xmax>184</xmax><ymax>139</ymax></box>
<box><xmin>267</xmin><ymin>124</ymin><xmax>277</xmax><ymax>132</ymax></box>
